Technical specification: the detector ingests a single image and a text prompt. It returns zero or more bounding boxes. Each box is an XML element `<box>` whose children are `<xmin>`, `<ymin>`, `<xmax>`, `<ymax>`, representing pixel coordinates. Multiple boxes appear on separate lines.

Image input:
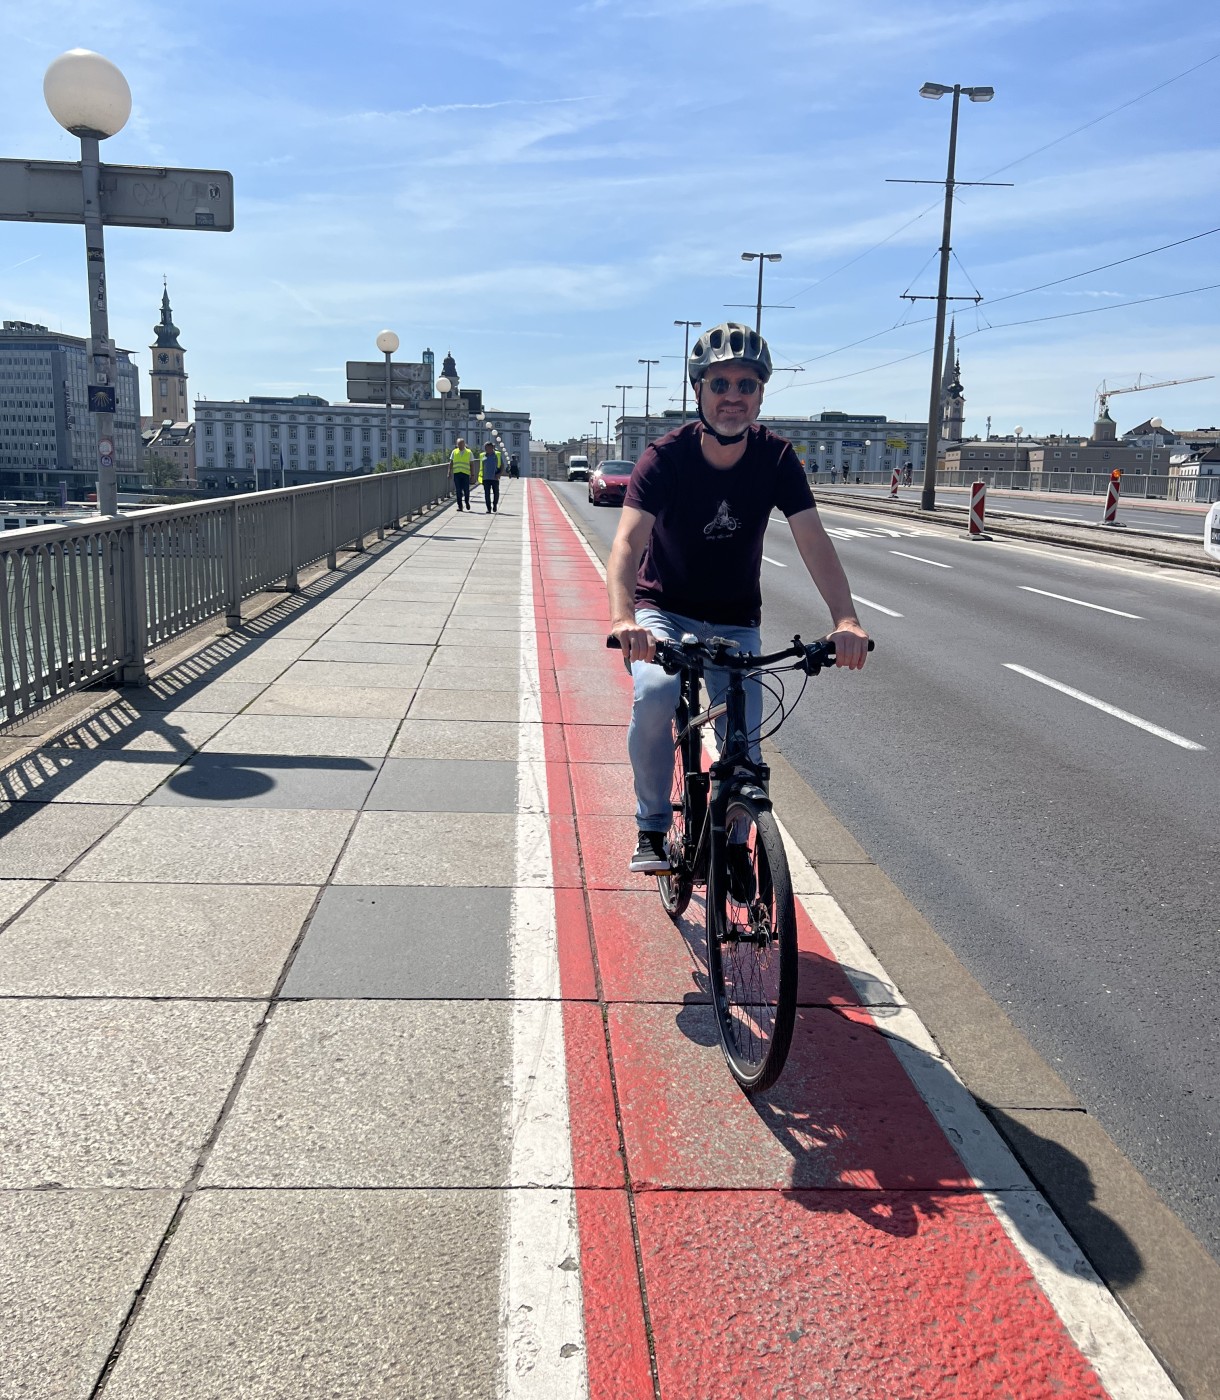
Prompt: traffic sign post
<box><xmin>1</xmin><ymin>80</ymin><xmax>233</xmax><ymax>516</ymax></box>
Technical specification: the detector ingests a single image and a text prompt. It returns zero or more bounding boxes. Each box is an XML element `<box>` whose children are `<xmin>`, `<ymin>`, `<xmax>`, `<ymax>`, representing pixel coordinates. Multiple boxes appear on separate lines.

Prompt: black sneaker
<box><xmin>726</xmin><ymin>842</ymin><xmax>756</xmax><ymax>903</ymax></box>
<box><xmin>630</xmin><ymin>830</ymin><xmax>669</xmax><ymax>873</ymax></box>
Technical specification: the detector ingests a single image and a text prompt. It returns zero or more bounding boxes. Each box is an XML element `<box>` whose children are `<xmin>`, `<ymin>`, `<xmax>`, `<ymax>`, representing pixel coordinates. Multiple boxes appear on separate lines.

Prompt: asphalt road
<box><xmin>840</xmin><ymin>483</ymin><xmax>1212</xmax><ymax>537</ymax></box>
<box><xmin>556</xmin><ymin>481</ymin><xmax>1220</xmax><ymax>1261</ymax></box>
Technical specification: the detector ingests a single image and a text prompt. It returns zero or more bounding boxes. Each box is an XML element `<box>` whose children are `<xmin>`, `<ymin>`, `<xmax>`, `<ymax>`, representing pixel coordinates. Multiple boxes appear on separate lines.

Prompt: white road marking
<box><xmin>501</xmin><ymin>486</ymin><xmax>589</xmax><ymax>1398</ymax></box>
<box><xmin>891</xmin><ymin>550</ymin><xmax>952</xmax><ymax>569</ymax></box>
<box><xmin>1018</xmin><ymin>585</ymin><xmax>1143</xmax><ymax>618</ymax></box>
<box><xmin>762</xmin><ymin>554</ymin><xmax>787</xmax><ymax>567</ymax></box>
<box><xmin>1004</xmin><ymin>664</ymin><xmax>1205</xmax><ymax>751</ymax></box>
<box><xmin>852</xmin><ymin>593</ymin><xmax>903</xmax><ymax>618</ymax></box>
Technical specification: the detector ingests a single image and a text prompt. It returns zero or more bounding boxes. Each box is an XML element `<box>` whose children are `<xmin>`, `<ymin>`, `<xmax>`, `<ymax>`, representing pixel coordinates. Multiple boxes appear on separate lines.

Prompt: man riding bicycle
<box><xmin>607</xmin><ymin>321</ymin><xmax>870</xmax><ymax>874</ymax></box>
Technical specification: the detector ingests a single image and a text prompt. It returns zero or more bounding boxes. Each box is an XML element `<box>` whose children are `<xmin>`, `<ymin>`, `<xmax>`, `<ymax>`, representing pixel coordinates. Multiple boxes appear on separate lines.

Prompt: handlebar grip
<box><xmin>606</xmin><ymin>635</ymin><xmax>622</xmax><ymax>649</ymax></box>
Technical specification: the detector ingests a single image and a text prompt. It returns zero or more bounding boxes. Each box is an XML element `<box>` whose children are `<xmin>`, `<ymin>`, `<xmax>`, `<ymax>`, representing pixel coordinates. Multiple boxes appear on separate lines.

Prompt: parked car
<box><xmin>566</xmin><ymin>455</ymin><xmax>590</xmax><ymax>481</ymax></box>
<box><xmin>588</xmin><ymin>459</ymin><xmax>633</xmax><ymax>506</ymax></box>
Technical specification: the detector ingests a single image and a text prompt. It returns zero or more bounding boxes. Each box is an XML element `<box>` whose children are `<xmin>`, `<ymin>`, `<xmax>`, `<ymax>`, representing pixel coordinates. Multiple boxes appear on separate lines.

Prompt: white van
<box><xmin>566</xmin><ymin>455</ymin><xmax>590</xmax><ymax>481</ymax></box>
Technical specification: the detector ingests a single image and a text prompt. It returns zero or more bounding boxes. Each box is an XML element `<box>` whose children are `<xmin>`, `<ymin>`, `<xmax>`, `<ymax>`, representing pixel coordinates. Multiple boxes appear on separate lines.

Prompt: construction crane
<box><xmin>1095</xmin><ymin>373</ymin><xmax>1214</xmax><ymax>418</ymax></box>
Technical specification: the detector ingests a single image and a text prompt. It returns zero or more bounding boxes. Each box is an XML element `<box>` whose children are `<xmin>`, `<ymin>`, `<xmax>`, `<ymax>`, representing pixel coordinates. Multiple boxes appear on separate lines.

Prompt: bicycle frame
<box><xmin>674</xmin><ymin>659</ymin><xmax>773</xmax><ymax>887</ymax></box>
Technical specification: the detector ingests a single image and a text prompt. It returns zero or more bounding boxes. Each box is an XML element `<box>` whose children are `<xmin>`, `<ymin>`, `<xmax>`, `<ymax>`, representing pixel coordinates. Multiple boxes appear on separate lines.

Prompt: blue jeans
<box><xmin>627</xmin><ymin>606</ymin><xmax>762</xmax><ymax>831</ymax></box>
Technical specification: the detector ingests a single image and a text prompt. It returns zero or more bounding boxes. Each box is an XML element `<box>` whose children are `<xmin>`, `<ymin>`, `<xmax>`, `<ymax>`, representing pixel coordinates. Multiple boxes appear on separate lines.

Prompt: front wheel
<box><xmin>706</xmin><ymin>796</ymin><xmax>797</xmax><ymax>1094</ymax></box>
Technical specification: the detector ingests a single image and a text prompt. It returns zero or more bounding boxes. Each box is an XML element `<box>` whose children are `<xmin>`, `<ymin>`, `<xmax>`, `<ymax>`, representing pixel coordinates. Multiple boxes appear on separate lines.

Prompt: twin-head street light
<box><xmin>674</xmin><ymin>320</ymin><xmax>701</xmax><ymax>421</ymax></box>
<box><xmin>638</xmin><ymin>359</ymin><xmax>660</xmax><ymax>451</ymax></box>
<box><xmin>738</xmin><ymin>253</ymin><xmax>783</xmax><ymax>333</ymax></box>
<box><xmin>893</xmin><ymin>81</ymin><xmax>1002</xmax><ymax>510</ymax></box>
<box><xmin>603</xmin><ymin>404</ymin><xmax>616</xmax><ymax>457</ymax></box>
<box><xmin>375</xmin><ymin>329</ymin><xmax>399</xmax><ymax>470</ymax></box>
<box><xmin>615</xmin><ymin>385</ymin><xmax>634</xmax><ymax>457</ymax></box>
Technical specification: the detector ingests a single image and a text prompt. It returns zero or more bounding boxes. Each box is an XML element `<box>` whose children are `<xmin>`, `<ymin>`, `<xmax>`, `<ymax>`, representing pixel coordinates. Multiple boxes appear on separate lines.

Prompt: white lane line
<box><xmin>762</xmin><ymin>554</ymin><xmax>788</xmax><ymax>567</ymax></box>
<box><xmin>891</xmin><ymin>550</ymin><xmax>952</xmax><ymax>569</ymax></box>
<box><xmin>1018</xmin><ymin>585</ymin><xmax>1143</xmax><ymax>619</ymax></box>
<box><xmin>852</xmin><ymin>593</ymin><xmax>903</xmax><ymax>618</ymax></box>
<box><xmin>502</xmin><ymin>484</ymin><xmax>589</xmax><ymax>1399</ymax></box>
<box><xmin>1004</xmin><ymin>664</ymin><xmax>1205</xmax><ymax>751</ymax></box>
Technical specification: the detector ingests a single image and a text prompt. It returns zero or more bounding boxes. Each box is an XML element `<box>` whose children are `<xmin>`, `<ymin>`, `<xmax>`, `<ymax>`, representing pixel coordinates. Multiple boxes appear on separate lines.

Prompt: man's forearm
<box><xmin>607</xmin><ymin>540</ymin><xmax>638</xmax><ymax>624</ymax></box>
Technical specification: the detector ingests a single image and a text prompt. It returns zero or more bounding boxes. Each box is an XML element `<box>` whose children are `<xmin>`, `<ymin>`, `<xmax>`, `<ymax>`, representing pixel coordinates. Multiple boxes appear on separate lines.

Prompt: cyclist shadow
<box><xmin>672</xmin><ymin>927</ymin><xmax>1141</xmax><ymax>1273</ymax></box>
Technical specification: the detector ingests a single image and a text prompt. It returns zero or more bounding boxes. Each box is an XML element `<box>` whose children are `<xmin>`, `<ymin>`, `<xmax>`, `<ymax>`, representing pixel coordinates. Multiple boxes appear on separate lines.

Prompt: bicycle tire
<box><xmin>657</xmin><ymin>717</ymin><xmax>696</xmax><ymax>920</ymax></box>
<box><xmin>706</xmin><ymin>796</ymin><xmax>797</xmax><ymax>1093</ymax></box>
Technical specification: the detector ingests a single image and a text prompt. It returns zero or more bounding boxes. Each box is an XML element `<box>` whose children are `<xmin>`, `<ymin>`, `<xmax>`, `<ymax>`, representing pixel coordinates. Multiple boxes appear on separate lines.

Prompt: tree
<box><xmin>144</xmin><ymin>453</ymin><xmax>181</xmax><ymax>488</ymax></box>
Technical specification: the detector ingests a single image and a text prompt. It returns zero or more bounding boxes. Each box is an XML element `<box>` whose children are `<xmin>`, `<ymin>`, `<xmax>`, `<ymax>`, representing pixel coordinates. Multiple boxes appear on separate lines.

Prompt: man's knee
<box><xmin>632</xmin><ymin>663</ymin><xmax>680</xmax><ymax>723</ymax></box>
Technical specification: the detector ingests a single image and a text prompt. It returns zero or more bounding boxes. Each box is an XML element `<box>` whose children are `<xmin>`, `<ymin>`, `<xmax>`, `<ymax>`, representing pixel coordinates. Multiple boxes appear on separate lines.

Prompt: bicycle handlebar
<box><xmin>606</xmin><ymin>632</ymin><xmax>874</xmax><ymax>675</ymax></box>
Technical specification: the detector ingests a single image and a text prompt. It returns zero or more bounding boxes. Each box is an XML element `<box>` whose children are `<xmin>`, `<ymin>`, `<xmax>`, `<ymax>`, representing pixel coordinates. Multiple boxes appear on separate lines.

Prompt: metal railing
<box><xmin>1</xmin><ymin>464</ymin><xmax>451</xmax><ymax>724</ymax></box>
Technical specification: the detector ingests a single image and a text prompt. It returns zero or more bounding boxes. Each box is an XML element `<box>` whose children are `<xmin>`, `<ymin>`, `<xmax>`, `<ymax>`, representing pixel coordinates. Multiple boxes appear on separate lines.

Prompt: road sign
<box><xmin>99</xmin><ymin>453</ymin><xmax>114</xmax><ymax>469</ymax></box>
<box><xmin>0</xmin><ymin>158</ymin><xmax>234</xmax><ymax>230</ymax></box>
<box><xmin>1205</xmin><ymin>501</ymin><xmax>1220</xmax><ymax>561</ymax></box>
<box><xmin>98</xmin><ymin>437</ymin><xmax>114</xmax><ymax>456</ymax></box>
<box><xmin>88</xmin><ymin>385</ymin><xmax>116</xmax><ymax>412</ymax></box>
<box><xmin>345</xmin><ymin>360</ymin><xmax>432</xmax><ymax>405</ymax></box>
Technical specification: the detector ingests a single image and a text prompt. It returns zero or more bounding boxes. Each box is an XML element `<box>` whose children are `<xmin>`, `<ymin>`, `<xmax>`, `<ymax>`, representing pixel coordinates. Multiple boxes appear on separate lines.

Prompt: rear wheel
<box><xmin>657</xmin><ymin>718</ymin><xmax>698</xmax><ymax>920</ymax></box>
<box><xmin>706</xmin><ymin>796</ymin><xmax>797</xmax><ymax>1093</ymax></box>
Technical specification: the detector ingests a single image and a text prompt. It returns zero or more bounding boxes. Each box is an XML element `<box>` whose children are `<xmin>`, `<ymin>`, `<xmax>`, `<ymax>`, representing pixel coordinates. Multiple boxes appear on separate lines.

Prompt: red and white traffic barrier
<box><xmin>967</xmin><ymin>479</ymin><xmax>990</xmax><ymax>540</ymax></box>
<box><xmin>1102</xmin><ymin>474</ymin><xmax>1123</xmax><ymax>526</ymax></box>
<box><xmin>889</xmin><ymin>466</ymin><xmax>900</xmax><ymax>499</ymax></box>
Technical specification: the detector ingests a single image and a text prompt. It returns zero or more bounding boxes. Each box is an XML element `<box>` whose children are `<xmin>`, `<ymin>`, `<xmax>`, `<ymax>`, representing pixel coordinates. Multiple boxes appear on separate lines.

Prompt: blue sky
<box><xmin>4</xmin><ymin>0</ymin><xmax>1219</xmax><ymax>442</ymax></box>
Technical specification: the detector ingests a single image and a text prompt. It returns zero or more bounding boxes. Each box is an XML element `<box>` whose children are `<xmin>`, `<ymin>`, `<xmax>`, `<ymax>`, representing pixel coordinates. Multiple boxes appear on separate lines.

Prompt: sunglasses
<box><xmin>706</xmin><ymin>376</ymin><xmax>760</xmax><ymax>396</ymax></box>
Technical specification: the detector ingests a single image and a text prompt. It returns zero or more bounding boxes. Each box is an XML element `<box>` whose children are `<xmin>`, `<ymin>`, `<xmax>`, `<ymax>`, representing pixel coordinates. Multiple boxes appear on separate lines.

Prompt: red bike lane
<box><xmin>525</xmin><ymin>480</ymin><xmax>1134</xmax><ymax>1400</ymax></box>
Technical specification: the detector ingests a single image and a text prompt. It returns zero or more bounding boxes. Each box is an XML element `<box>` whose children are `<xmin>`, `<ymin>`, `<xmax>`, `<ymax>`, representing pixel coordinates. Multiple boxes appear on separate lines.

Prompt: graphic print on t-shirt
<box><xmin>702</xmin><ymin>499</ymin><xmax>740</xmax><ymax>539</ymax></box>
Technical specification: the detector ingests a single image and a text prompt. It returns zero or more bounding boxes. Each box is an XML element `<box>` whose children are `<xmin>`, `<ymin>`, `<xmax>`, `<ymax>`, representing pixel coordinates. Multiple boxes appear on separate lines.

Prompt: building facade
<box><xmin>0</xmin><ymin>320</ymin><xmax>141</xmax><ymax>499</ymax></box>
<box><xmin>614</xmin><ymin>409</ymin><xmax>928</xmax><ymax>477</ymax></box>
<box><xmin>195</xmin><ymin>383</ymin><xmax>531</xmax><ymax>490</ymax></box>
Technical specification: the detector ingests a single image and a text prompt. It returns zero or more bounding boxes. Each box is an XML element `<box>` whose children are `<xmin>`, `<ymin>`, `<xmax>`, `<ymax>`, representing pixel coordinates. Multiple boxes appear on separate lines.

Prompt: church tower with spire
<box><xmin>149</xmin><ymin>281</ymin><xmax>189</xmax><ymax>426</ymax></box>
<box><xmin>940</xmin><ymin>318</ymin><xmax>965</xmax><ymax>446</ymax></box>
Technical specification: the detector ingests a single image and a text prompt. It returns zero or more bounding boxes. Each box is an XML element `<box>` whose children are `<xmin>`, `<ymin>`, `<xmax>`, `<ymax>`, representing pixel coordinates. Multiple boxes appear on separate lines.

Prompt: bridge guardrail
<box><xmin>1</xmin><ymin>464</ymin><xmax>451</xmax><ymax>725</ymax></box>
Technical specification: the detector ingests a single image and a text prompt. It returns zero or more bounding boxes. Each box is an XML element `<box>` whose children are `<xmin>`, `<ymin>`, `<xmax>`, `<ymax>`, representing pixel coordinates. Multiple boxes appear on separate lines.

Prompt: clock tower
<box><xmin>149</xmin><ymin>281</ymin><xmax>189</xmax><ymax>425</ymax></box>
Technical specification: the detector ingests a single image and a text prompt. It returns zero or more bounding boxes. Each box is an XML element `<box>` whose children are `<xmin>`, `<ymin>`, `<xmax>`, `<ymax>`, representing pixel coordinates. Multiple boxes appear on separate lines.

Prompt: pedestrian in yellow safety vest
<box><xmin>451</xmin><ymin>438</ymin><xmax>474</xmax><ymax>512</ymax></box>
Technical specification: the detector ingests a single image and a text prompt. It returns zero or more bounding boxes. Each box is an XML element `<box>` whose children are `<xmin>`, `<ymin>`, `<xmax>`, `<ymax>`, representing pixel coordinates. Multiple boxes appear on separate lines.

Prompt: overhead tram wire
<box><xmin>765</xmin><ymin>221</ymin><xmax>1220</xmax><ymax>389</ymax></box>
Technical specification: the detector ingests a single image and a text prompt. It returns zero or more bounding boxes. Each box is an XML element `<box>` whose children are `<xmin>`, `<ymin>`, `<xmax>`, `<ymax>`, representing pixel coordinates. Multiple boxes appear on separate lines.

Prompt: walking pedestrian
<box><xmin>481</xmin><ymin>440</ymin><xmax>500</xmax><ymax>514</ymax></box>
<box><xmin>450</xmin><ymin>437</ymin><xmax>473</xmax><ymax>512</ymax></box>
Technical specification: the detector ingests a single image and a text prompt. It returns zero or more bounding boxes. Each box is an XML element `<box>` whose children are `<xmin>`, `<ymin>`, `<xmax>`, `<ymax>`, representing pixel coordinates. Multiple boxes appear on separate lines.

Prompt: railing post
<box><xmin>355</xmin><ymin>480</ymin><xmax>365</xmax><ymax>553</ymax></box>
<box><xmin>286</xmin><ymin>491</ymin><xmax>300</xmax><ymax>592</ymax></box>
<box><xmin>120</xmin><ymin>518</ymin><xmax>150</xmax><ymax>684</ymax></box>
<box><xmin>328</xmin><ymin>484</ymin><xmax>338</xmax><ymax>571</ymax></box>
<box><xmin>376</xmin><ymin>476</ymin><xmax>386</xmax><ymax>541</ymax></box>
<box><xmin>225</xmin><ymin>498</ymin><xmax>242</xmax><ymax>628</ymax></box>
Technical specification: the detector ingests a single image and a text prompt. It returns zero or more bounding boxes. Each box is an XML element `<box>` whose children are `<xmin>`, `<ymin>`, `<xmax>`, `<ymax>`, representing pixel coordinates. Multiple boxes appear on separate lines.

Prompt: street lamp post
<box><xmin>436</xmin><ymin>375</ymin><xmax>452</xmax><ymax>459</ymax></box>
<box><xmin>913</xmin><ymin>80</ymin><xmax>996</xmax><ymax>511</ymax></box>
<box><xmin>376</xmin><ymin>329</ymin><xmax>399</xmax><ymax>471</ymax></box>
<box><xmin>616</xmin><ymin>385</ymin><xmax>634</xmax><ymax>458</ymax></box>
<box><xmin>1148</xmin><ymin>416</ymin><xmax>1163</xmax><ymax>475</ymax></box>
<box><xmin>43</xmin><ymin>51</ymin><xmax>132</xmax><ymax>517</ymax></box>
<box><xmin>1013</xmin><ymin>425</ymin><xmax>1023</xmax><ymax>478</ymax></box>
<box><xmin>674</xmin><ymin>319</ymin><xmax>701</xmax><ymax>421</ymax></box>
<box><xmin>603</xmin><ymin>404</ymin><xmax>616</xmax><ymax>459</ymax></box>
<box><xmin>638</xmin><ymin>359</ymin><xmax>659</xmax><ymax>452</ymax></box>
<box><xmin>740</xmin><ymin>253</ymin><xmax>782</xmax><ymax>333</ymax></box>
<box><xmin>590</xmin><ymin>420</ymin><xmax>601</xmax><ymax>467</ymax></box>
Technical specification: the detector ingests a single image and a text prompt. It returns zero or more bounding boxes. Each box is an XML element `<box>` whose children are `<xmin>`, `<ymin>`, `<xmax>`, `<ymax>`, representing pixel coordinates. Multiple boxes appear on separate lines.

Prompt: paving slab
<box><xmin>334</xmin><ymin>811</ymin><xmax>521</xmax><ymax>886</ymax></box>
<box><xmin>0</xmin><ymin>1188</ymin><xmax>179</xmax><ymax>1400</ymax></box>
<box><xmin>301</xmin><ymin>639</ymin><xmax>433</xmax><ymax>666</ymax></box>
<box><xmin>0</xmin><ymin>998</ymin><xmax>263</xmax><ymax>1187</ymax></box>
<box><xmin>0</xmin><ymin>750</ymin><xmax>183</xmax><ymax>805</ymax></box>
<box><xmin>203</xmin><ymin>1000</ymin><xmax>513</xmax><ymax>1186</ymax></box>
<box><xmin>408</xmin><ymin>689</ymin><xmax>524</xmax><ymax>722</ymax></box>
<box><xmin>133</xmin><ymin>681</ymin><xmax>269</xmax><ymax>713</ymax></box>
<box><xmin>145</xmin><ymin>754</ymin><xmax>376</xmax><ymax>808</ymax></box>
<box><xmin>388</xmin><ymin>718</ymin><xmax>520</xmax><ymax>761</ymax></box>
<box><xmin>365</xmin><ymin>758</ymin><xmax>518</xmax><ymax>812</ymax></box>
<box><xmin>198</xmin><ymin>714</ymin><xmax>398</xmax><ymax>758</ymax></box>
<box><xmin>325</xmin><ymin>623</ymin><xmax>443</xmax><ymax>646</ymax></box>
<box><xmin>274</xmin><ymin>659</ymin><xmax>428</xmax><ymax>690</ymax></box>
<box><xmin>47</xmin><ymin>708</ymin><xmax>233</xmax><ymax>754</ymax></box>
<box><xmin>244</xmin><ymin>684</ymin><xmax>416</xmax><ymax>718</ymax></box>
<box><xmin>282</xmin><ymin>885</ymin><xmax>510</xmax><ymax>998</ymax></box>
<box><xmin>427</xmin><ymin>645</ymin><xmax>521</xmax><ymax>668</ymax></box>
<box><xmin>0</xmin><ymin>802</ymin><xmax>128</xmax><ymax>878</ymax></box>
<box><xmin>103</xmin><ymin>1188</ymin><xmax>505</xmax><ymax>1400</ymax></box>
<box><xmin>68</xmin><ymin>808</ymin><xmax>355</xmax><ymax>884</ymax></box>
<box><xmin>418</xmin><ymin>664</ymin><xmax>520</xmax><ymax>691</ymax></box>
<box><xmin>0</xmin><ymin>877</ymin><xmax>45</xmax><ymax>924</ymax></box>
<box><xmin>0</xmin><ymin>882</ymin><xmax>315</xmax><ymax>997</ymax></box>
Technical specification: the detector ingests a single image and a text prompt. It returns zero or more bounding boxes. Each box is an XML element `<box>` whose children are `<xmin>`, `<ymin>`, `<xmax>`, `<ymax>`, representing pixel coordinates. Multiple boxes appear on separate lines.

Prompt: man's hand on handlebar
<box><xmin>828</xmin><ymin>618</ymin><xmax>870</xmax><ymax>671</ymax></box>
<box><xmin>609</xmin><ymin>618</ymin><xmax>656</xmax><ymax>671</ymax></box>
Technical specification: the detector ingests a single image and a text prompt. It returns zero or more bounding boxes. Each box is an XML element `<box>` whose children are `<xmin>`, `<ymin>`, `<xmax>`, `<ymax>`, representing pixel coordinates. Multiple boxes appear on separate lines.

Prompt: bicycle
<box><xmin>610</xmin><ymin>631</ymin><xmax>873</xmax><ymax>1093</ymax></box>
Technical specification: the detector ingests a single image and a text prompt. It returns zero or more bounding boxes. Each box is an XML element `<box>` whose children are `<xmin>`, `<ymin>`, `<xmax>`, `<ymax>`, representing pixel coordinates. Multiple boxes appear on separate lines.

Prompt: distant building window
<box><xmin>307</xmin><ymin>427</ymin><xmax>316</xmax><ymax>440</ymax></box>
<box><xmin>325</xmin><ymin>427</ymin><xmax>334</xmax><ymax>441</ymax></box>
<box><xmin>343</xmin><ymin>427</ymin><xmax>352</xmax><ymax>442</ymax></box>
<box><xmin>224</xmin><ymin>423</ymin><xmax>233</xmax><ymax>438</ymax></box>
<box><xmin>270</xmin><ymin>426</ymin><xmax>279</xmax><ymax>439</ymax></box>
<box><xmin>361</xmin><ymin>428</ymin><xmax>371</xmax><ymax>443</ymax></box>
<box><xmin>288</xmin><ymin>426</ymin><xmax>297</xmax><ymax>440</ymax></box>
<box><xmin>244</xmin><ymin>425</ymin><xmax>253</xmax><ymax>438</ymax></box>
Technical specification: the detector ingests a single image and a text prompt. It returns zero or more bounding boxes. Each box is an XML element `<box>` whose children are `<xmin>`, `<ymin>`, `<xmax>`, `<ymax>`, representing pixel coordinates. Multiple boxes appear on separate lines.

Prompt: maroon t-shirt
<box><xmin>625</xmin><ymin>422</ymin><xmax>815</xmax><ymax>626</ymax></box>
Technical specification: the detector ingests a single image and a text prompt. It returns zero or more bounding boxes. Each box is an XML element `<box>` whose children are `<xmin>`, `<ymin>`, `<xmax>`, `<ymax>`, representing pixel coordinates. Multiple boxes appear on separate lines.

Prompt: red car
<box><xmin>588</xmin><ymin>459</ymin><xmax>633</xmax><ymax>506</ymax></box>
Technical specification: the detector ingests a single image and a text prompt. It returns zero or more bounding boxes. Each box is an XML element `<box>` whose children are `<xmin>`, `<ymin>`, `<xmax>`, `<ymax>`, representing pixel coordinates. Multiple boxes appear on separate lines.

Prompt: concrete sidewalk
<box><xmin>0</xmin><ymin>477</ymin><xmax>1187</xmax><ymax>1399</ymax></box>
